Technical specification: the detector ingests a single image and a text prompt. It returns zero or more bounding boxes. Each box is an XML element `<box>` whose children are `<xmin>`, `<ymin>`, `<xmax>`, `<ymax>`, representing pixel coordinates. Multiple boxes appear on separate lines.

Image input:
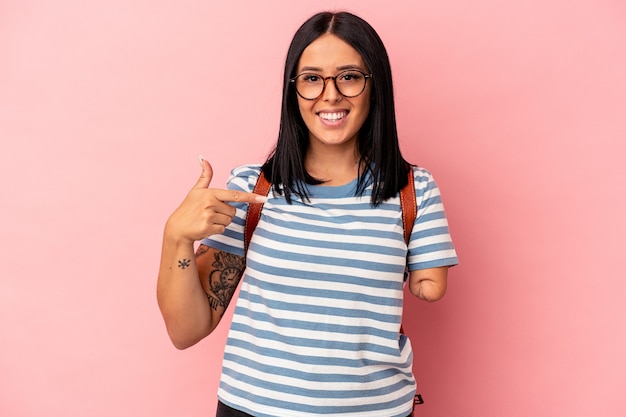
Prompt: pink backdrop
<box><xmin>1</xmin><ymin>0</ymin><xmax>625</xmax><ymax>416</ymax></box>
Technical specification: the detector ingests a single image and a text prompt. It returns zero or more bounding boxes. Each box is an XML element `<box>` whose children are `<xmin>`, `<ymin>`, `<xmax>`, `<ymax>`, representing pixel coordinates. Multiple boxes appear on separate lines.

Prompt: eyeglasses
<box><xmin>290</xmin><ymin>70</ymin><xmax>373</xmax><ymax>100</ymax></box>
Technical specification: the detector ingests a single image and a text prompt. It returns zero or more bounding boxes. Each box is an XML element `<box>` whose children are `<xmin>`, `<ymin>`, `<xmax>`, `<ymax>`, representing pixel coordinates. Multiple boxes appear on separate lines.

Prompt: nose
<box><xmin>321</xmin><ymin>76</ymin><xmax>342</xmax><ymax>102</ymax></box>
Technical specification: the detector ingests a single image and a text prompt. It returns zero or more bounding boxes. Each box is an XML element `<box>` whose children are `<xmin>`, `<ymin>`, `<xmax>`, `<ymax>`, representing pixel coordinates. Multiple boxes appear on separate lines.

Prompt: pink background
<box><xmin>1</xmin><ymin>0</ymin><xmax>625</xmax><ymax>416</ymax></box>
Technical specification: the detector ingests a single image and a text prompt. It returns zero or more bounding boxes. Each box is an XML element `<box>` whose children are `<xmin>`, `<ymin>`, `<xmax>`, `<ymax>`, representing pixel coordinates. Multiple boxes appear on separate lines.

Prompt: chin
<box><xmin>310</xmin><ymin>131</ymin><xmax>358</xmax><ymax>146</ymax></box>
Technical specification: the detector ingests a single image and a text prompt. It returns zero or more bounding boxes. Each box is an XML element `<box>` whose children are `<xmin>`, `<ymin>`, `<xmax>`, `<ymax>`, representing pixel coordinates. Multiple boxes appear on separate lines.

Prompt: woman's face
<box><xmin>295</xmin><ymin>34</ymin><xmax>371</xmax><ymax>151</ymax></box>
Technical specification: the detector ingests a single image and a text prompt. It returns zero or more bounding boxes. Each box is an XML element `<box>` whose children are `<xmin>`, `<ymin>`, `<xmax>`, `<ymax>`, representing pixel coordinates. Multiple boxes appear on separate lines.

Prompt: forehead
<box><xmin>297</xmin><ymin>33</ymin><xmax>365</xmax><ymax>71</ymax></box>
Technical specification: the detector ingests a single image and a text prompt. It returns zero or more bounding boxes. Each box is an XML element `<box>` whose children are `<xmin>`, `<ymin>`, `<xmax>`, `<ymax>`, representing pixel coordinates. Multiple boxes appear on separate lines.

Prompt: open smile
<box><xmin>317</xmin><ymin>110</ymin><xmax>348</xmax><ymax>124</ymax></box>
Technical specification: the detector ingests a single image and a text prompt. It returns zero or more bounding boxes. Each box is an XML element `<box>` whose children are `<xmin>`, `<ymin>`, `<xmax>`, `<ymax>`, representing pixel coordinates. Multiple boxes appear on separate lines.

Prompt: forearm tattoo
<box><xmin>195</xmin><ymin>245</ymin><xmax>245</xmax><ymax>313</ymax></box>
<box><xmin>177</xmin><ymin>259</ymin><xmax>191</xmax><ymax>269</ymax></box>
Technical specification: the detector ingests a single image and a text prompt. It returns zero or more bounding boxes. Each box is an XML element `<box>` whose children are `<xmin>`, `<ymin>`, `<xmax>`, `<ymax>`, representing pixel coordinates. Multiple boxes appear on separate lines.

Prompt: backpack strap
<box><xmin>244</xmin><ymin>170</ymin><xmax>271</xmax><ymax>253</ymax></box>
<box><xmin>400</xmin><ymin>166</ymin><xmax>417</xmax><ymax>245</ymax></box>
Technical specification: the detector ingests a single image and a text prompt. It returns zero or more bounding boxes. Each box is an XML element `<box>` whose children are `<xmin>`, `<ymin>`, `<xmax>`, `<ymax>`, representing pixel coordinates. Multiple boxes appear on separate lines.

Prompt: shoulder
<box><xmin>410</xmin><ymin>166</ymin><xmax>437</xmax><ymax>191</ymax></box>
<box><xmin>226</xmin><ymin>164</ymin><xmax>263</xmax><ymax>193</ymax></box>
<box><xmin>411</xmin><ymin>165</ymin><xmax>434</xmax><ymax>181</ymax></box>
<box><xmin>409</xmin><ymin>165</ymin><xmax>446</xmax><ymax>211</ymax></box>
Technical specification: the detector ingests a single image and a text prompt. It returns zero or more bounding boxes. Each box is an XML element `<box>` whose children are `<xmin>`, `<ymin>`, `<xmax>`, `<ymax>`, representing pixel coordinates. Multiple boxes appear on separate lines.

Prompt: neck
<box><xmin>305</xmin><ymin>146</ymin><xmax>361</xmax><ymax>186</ymax></box>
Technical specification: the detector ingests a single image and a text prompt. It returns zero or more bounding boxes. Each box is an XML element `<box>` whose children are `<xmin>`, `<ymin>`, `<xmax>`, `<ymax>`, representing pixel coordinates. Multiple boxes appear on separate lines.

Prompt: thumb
<box><xmin>194</xmin><ymin>155</ymin><xmax>213</xmax><ymax>189</ymax></box>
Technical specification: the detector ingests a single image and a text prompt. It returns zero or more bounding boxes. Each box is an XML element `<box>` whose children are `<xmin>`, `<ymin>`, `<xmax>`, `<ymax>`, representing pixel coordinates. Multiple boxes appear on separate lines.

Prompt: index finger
<box><xmin>213</xmin><ymin>189</ymin><xmax>268</xmax><ymax>204</ymax></box>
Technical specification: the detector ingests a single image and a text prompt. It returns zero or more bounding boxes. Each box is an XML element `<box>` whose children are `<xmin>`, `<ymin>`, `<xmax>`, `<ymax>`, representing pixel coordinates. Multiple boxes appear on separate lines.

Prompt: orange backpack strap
<box><xmin>400</xmin><ymin>166</ymin><xmax>417</xmax><ymax>245</ymax></box>
<box><xmin>244</xmin><ymin>170</ymin><xmax>271</xmax><ymax>253</ymax></box>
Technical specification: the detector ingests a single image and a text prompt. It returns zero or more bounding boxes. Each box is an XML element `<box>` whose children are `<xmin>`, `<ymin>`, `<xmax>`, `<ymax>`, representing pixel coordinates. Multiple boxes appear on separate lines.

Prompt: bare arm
<box><xmin>196</xmin><ymin>244</ymin><xmax>245</xmax><ymax>325</ymax></box>
<box><xmin>156</xmin><ymin>158</ymin><xmax>264</xmax><ymax>349</ymax></box>
<box><xmin>157</xmin><ymin>237</ymin><xmax>212</xmax><ymax>349</ymax></box>
<box><xmin>157</xmin><ymin>242</ymin><xmax>245</xmax><ymax>349</ymax></box>
<box><xmin>408</xmin><ymin>266</ymin><xmax>449</xmax><ymax>302</ymax></box>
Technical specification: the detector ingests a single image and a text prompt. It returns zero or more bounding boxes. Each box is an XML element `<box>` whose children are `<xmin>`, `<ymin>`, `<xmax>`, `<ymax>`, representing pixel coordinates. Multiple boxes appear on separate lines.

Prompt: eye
<box><xmin>301</xmin><ymin>73</ymin><xmax>322</xmax><ymax>83</ymax></box>
<box><xmin>338</xmin><ymin>71</ymin><xmax>363</xmax><ymax>82</ymax></box>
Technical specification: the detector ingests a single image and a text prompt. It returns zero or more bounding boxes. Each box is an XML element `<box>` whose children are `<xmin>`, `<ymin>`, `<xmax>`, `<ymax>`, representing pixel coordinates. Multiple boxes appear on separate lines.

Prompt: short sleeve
<box><xmin>407</xmin><ymin>167</ymin><xmax>459</xmax><ymax>271</ymax></box>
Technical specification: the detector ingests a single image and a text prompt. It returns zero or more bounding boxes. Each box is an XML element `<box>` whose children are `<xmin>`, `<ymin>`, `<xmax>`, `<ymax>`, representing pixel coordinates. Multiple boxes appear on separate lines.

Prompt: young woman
<box><xmin>157</xmin><ymin>11</ymin><xmax>458</xmax><ymax>417</ymax></box>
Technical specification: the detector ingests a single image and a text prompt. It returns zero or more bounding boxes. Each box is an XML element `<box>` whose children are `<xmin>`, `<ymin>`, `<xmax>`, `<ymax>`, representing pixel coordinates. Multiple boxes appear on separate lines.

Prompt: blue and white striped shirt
<box><xmin>205</xmin><ymin>164</ymin><xmax>458</xmax><ymax>417</ymax></box>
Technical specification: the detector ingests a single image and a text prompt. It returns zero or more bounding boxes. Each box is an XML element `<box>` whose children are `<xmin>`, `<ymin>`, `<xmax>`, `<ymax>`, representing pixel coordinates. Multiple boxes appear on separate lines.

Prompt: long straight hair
<box><xmin>263</xmin><ymin>11</ymin><xmax>410</xmax><ymax>205</ymax></box>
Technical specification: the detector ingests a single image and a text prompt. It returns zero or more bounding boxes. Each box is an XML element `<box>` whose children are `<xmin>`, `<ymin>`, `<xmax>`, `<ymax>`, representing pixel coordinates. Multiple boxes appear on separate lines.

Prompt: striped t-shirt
<box><xmin>205</xmin><ymin>164</ymin><xmax>458</xmax><ymax>417</ymax></box>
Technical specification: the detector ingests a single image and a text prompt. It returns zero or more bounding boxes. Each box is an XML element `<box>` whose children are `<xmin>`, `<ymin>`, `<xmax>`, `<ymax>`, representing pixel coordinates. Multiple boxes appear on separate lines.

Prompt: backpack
<box><xmin>243</xmin><ymin>167</ymin><xmax>424</xmax><ymax>414</ymax></box>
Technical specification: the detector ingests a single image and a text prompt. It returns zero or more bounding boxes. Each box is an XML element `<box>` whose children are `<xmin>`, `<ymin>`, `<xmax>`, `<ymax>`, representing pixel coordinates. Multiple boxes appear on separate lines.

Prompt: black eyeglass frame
<box><xmin>289</xmin><ymin>70</ymin><xmax>373</xmax><ymax>101</ymax></box>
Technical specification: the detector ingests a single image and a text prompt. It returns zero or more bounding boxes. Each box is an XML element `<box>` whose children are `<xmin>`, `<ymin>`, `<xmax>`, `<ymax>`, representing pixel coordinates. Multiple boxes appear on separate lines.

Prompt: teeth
<box><xmin>319</xmin><ymin>112</ymin><xmax>345</xmax><ymax>121</ymax></box>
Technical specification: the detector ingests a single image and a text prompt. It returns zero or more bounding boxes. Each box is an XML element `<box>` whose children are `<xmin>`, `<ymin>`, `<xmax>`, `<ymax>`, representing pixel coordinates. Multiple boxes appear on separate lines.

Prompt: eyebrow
<box><xmin>299</xmin><ymin>64</ymin><xmax>365</xmax><ymax>72</ymax></box>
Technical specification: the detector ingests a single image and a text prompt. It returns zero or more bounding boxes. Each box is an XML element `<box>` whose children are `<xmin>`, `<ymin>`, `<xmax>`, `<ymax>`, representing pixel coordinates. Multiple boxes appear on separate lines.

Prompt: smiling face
<box><xmin>295</xmin><ymin>33</ymin><xmax>371</xmax><ymax>152</ymax></box>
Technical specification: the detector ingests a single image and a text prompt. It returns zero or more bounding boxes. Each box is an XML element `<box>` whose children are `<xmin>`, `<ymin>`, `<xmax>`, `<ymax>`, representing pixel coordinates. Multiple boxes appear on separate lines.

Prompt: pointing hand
<box><xmin>165</xmin><ymin>157</ymin><xmax>267</xmax><ymax>243</ymax></box>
